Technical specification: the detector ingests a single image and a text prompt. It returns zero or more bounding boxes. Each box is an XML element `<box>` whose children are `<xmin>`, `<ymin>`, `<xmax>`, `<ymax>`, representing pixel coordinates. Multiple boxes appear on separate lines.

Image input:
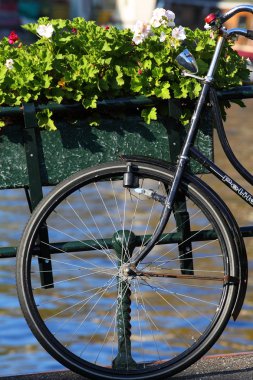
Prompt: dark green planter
<box><xmin>2</xmin><ymin>84</ymin><xmax>253</xmax><ymax>191</ymax></box>
<box><xmin>0</xmin><ymin>97</ymin><xmax>213</xmax><ymax>190</ymax></box>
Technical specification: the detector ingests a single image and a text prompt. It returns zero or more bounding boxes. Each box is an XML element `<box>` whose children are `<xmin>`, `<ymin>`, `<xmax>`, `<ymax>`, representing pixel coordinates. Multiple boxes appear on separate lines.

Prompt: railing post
<box><xmin>112</xmin><ymin>230</ymin><xmax>137</xmax><ymax>370</ymax></box>
<box><xmin>23</xmin><ymin>103</ymin><xmax>54</xmax><ymax>288</ymax></box>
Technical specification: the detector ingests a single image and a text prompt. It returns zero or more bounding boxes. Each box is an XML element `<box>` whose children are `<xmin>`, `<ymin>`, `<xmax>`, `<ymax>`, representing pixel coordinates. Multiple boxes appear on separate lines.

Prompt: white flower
<box><xmin>166</xmin><ymin>10</ymin><xmax>176</xmax><ymax>27</ymax></box>
<box><xmin>204</xmin><ymin>23</ymin><xmax>211</xmax><ymax>30</ymax></box>
<box><xmin>172</xmin><ymin>26</ymin><xmax>186</xmax><ymax>40</ymax></box>
<box><xmin>132</xmin><ymin>34</ymin><xmax>145</xmax><ymax>45</ymax></box>
<box><xmin>132</xmin><ymin>20</ymin><xmax>151</xmax><ymax>44</ymax></box>
<box><xmin>36</xmin><ymin>24</ymin><xmax>54</xmax><ymax>38</ymax></box>
<box><xmin>150</xmin><ymin>8</ymin><xmax>175</xmax><ymax>28</ymax></box>
<box><xmin>5</xmin><ymin>58</ymin><xmax>14</xmax><ymax>70</ymax></box>
<box><xmin>150</xmin><ymin>8</ymin><xmax>166</xmax><ymax>27</ymax></box>
<box><xmin>132</xmin><ymin>20</ymin><xmax>151</xmax><ymax>36</ymax></box>
<box><xmin>159</xmin><ymin>32</ymin><xmax>166</xmax><ymax>42</ymax></box>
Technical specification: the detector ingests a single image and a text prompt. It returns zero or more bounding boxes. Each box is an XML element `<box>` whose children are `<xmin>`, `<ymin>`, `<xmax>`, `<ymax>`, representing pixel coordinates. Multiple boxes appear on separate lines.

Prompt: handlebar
<box><xmin>226</xmin><ymin>28</ymin><xmax>253</xmax><ymax>39</ymax></box>
<box><xmin>220</xmin><ymin>5</ymin><xmax>253</xmax><ymax>23</ymax></box>
<box><xmin>205</xmin><ymin>4</ymin><xmax>253</xmax><ymax>40</ymax></box>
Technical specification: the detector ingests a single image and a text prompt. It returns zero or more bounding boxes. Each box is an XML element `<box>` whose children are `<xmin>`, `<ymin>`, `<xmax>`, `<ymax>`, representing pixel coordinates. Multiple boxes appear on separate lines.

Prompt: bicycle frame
<box><xmin>132</xmin><ymin>5</ymin><xmax>253</xmax><ymax>267</ymax></box>
<box><xmin>192</xmin><ymin>147</ymin><xmax>253</xmax><ymax>206</ymax></box>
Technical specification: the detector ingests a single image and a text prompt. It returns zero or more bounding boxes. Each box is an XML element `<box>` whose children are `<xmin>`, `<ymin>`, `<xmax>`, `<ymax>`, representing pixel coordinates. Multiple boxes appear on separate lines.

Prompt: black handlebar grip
<box><xmin>247</xmin><ymin>30</ymin><xmax>253</xmax><ymax>40</ymax></box>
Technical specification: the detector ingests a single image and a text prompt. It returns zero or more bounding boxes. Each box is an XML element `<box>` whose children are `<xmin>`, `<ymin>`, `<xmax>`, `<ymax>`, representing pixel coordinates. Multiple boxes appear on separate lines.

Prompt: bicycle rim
<box><xmin>16</xmin><ymin>162</ymin><xmax>238</xmax><ymax>379</ymax></box>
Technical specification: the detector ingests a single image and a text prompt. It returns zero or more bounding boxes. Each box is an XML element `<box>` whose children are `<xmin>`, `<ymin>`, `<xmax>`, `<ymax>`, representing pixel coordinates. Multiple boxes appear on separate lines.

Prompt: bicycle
<box><xmin>16</xmin><ymin>5</ymin><xmax>253</xmax><ymax>380</ymax></box>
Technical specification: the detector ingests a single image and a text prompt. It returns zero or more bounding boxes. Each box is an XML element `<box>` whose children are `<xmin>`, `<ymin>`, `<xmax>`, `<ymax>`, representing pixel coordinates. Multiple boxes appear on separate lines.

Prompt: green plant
<box><xmin>0</xmin><ymin>8</ymin><xmax>249</xmax><ymax>130</ymax></box>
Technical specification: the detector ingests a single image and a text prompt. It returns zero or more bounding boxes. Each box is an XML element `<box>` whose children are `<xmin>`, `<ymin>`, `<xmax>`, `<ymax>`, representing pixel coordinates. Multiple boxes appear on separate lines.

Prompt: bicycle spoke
<box><xmin>17</xmin><ymin>163</ymin><xmax>238</xmax><ymax>378</ymax></box>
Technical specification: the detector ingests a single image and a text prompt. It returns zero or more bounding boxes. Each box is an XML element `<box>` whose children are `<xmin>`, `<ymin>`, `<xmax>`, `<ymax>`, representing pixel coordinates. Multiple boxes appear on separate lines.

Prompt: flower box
<box><xmin>0</xmin><ymin>97</ymin><xmax>213</xmax><ymax>192</ymax></box>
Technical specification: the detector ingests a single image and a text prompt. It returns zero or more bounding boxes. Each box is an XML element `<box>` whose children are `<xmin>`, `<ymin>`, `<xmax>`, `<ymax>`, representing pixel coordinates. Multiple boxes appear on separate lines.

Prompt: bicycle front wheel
<box><xmin>16</xmin><ymin>161</ymin><xmax>239</xmax><ymax>379</ymax></box>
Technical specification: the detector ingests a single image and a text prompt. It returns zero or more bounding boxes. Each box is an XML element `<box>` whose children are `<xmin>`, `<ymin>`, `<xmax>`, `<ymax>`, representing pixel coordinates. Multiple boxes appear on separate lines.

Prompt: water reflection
<box><xmin>0</xmin><ymin>188</ymin><xmax>63</xmax><ymax>375</ymax></box>
<box><xmin>204</xmin><ymin>99</ymin><xmax>253</xmax><ymax>355</ymax></box>
<box><xmin>0</xmin><ymin>100</ymin><xmax>252</xmax><ymax>376</ymax></box>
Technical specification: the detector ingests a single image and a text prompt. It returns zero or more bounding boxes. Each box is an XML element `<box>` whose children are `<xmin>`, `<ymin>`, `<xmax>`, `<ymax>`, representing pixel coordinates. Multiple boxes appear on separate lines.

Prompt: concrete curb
<box><xmin>1</xmin><ymin>352</ymin><xmax>253</xmax><ymax>379</ymax></box>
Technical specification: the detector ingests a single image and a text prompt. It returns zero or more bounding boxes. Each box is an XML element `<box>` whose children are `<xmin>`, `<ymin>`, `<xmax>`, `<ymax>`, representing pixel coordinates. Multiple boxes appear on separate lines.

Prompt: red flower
<box><xmin>8</xmin><ymin>31</ymin><xmax>19</xmax><ymax>44</ymax></box>
<box><xmin>105</xmin><ymin>26</ymin><xmax>110</xmax><ymax>30</ymax></box>
<box><xmin>71</xmin><ymin>28</ymin><xmax>77</xmax><ymax>34</ymax></box>
<box><xmin>138</xmin><ymin>69</ymin><xmax>143</xmax><ymax>75</ymax></box>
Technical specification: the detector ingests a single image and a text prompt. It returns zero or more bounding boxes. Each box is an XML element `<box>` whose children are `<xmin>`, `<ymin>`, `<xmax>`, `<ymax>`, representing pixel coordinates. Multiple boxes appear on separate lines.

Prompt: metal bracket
<box><xmin>23</xmin><ymin>103</ymin><xmax>54</xmax><ymax>288</ymax></box>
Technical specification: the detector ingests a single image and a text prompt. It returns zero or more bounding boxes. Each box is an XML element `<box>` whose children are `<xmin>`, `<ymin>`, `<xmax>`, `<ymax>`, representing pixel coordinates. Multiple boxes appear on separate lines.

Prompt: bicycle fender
<box><xmin>194</xmin><ymin>179</ymin><xmax>248</xmax><ymax>321</ymax></box>
<box><xmin>121</xmin><ymin>154</ymin><xmax>248</xmax><ymax>320</ymax></box>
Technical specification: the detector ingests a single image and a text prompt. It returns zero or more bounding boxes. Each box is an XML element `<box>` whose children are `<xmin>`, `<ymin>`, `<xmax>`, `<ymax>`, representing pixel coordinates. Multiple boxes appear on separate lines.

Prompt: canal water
<box><xmin>0</xmin><ymin>99</ymin><xmax>252</xmax><ymax>377</ymax></box>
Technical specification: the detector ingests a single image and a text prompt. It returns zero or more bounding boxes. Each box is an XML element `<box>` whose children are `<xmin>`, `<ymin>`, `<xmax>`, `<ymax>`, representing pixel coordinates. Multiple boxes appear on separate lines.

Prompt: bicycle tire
<box><xmin>16</xmin><ymin>160</ymin><xmax>240</xmax><ymax>380</ymax></box>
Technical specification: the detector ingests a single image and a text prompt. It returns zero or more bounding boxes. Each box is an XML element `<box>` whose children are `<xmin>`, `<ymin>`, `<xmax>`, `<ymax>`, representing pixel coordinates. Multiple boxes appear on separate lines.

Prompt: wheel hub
<box><xmin>118</xmin><ymin>263</ymin><xmax>137</xmax><ymax>281</ymax></box>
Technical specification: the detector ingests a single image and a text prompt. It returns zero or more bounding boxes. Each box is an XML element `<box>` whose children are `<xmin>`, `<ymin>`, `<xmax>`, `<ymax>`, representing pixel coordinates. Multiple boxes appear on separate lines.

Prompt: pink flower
<box><xmin>8</xmin><ymin>31</ymin><xmax>19</xmax><ymax>45</ymax></box>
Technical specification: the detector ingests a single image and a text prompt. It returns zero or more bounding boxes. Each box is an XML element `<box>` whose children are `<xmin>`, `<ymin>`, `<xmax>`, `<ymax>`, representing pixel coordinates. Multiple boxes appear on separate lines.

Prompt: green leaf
<box><xmin>143</xmin><ymin>60</ymin><xmax>152</xmax><ymax>70</ymax></box>
<box><xmin>130</xmin><ymin>77</ymin><xmax>142</xmax><ymax>92</ymax></box>
<box><xmin>231</xmin><ymin>99</ymin><xmax>246</xmax><ymax>108</ymax></box>
<box><xmin>41</xmin><ymin>74</ymin><xmax>52</xmax><ymax>89</ymax></box>
<box><xmin>115</xmin><ymin>65</ymin><xmax>124</xmax><ymax>86</ymax></box>
<box><xmin>102</xmin><ymin>41</ymin><xmax>112</xmax><ymax>52</ymax></box>
<box><xmin>73</xmin><ymin>90</ymin><xmax>83</xmax><ymax>102</ymax></box>
<box><xmin>82</xmin><ymin>96</ymin><xmax>98</xmax><ymax>109</ymax></box>
<box><xmin>36</xmin><ymin>109</ymin><xmax>57</xmax><ymax>131</ymax></box>
<box><xmin>21</xmin><ymin>22</ymin><xmax>39</xmax><ymax>35</ymax></box>
<box><xmin>154</xmin><ymin>82</ymin><xmax>170</xmax><ymax>99</ymax></box>
<box><xmin>51</xmin><ymin>18</ymin><xmax>67</xmax><ymax>29</ymax></box>
<box><xmin>192</xmin><ymin>81</ymin><xmax>202</xmax><ymax>98</ymax></box>
<box><xmin>0</xmin><ymin>67</ymin><xmax>7</xmax><ymax>82</ymax></box>
<box><xmin>51</xmin><ymin>88</ymin><xmax>65</xmax><ymax>103</ymax></box>
<box><xmin>141</xmin><ymin>107</ymin><xmax>157</xmax><ymax>124</ymax></box>
<box><xmin>196</xmin><ymin>59</ymin><xmax>209</xmax><ymax>74</ymax></box>
<box><xmin>152</xmin><ymin>67</ymin><xmax>163</xmax><ymax>79</ymax></box>
<box><xmin>196</xmin><ymin>41</ymin><xmax>205</xmax><ymax>52</ymax></box>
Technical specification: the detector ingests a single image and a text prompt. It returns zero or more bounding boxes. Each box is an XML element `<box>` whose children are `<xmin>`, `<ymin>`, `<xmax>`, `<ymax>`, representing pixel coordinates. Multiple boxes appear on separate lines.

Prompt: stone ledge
<box><xmin>2</xmin><ymin>352</ymin><xmax>253</xmax><ymax>380</ymax></box>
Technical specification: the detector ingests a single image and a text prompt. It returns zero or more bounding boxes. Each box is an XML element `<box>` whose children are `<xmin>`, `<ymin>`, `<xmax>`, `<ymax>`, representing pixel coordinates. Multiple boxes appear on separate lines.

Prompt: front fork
<box><xmin>131</xmin><ymin>82</ymin><xmax>211</xmax><ymax>267</ymax></box>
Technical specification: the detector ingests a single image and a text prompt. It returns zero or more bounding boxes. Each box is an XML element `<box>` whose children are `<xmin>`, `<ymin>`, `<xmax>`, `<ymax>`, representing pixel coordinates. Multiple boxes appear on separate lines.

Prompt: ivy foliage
<box><xmin>0</xmin><ymin>17</ymin><xmax>249</xmax><ymax>130</ymax></box>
